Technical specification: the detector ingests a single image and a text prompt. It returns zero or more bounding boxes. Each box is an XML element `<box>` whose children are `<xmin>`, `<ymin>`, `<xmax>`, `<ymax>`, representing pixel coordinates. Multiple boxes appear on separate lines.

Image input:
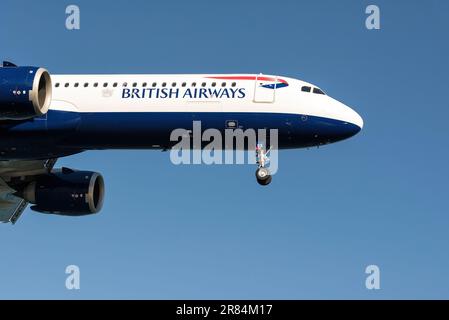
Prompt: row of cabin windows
<box><xmin>54</xmin><ymin>81</ymin><xmax>238</xmax><ymax>88</ymax></box>
<box><xmin>301</xmin><ymin>86</ymin><xmax>325</xmax><ymax>95</ymax></box>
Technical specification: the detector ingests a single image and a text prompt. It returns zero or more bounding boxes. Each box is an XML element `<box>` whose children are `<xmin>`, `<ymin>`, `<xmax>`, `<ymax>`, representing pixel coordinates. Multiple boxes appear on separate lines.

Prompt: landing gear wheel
<box><xmin>257</xmin><ymin>175</ymin><xmax>272</xmax><ymax>186</ymax></box>
<box><xmin>256</xmin><ymin>168</ymin><xmax>272</xmax><ymax>186</ymax></box>
<box><xmin>256</xmin><ymin>167</ymin><xmax>270</xmax><ymax>180</ymax></box>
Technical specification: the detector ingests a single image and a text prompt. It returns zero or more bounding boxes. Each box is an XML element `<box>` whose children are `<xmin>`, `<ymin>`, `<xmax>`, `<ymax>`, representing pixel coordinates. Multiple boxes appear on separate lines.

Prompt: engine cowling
<box><xmin>23</xmin><ymin>168</ymin><xmax>105</xmax><ymax>216</ymax></box>
<box><xmin>0</xmin><ymin>63</ymin><xmax>52</xmax><ymax>120</ymax></box>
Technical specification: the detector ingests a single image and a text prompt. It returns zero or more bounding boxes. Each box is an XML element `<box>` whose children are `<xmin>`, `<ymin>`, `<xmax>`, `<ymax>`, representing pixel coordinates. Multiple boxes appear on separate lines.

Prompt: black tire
<box><xmin>256</xmin><ymin>168</ymin><xmax>272</xmax><ymax>186</ymax></box>
<box><xmin>257</xmin><ymin>175</ymin><xmax>272</xmax><ymax>186</ymax></box>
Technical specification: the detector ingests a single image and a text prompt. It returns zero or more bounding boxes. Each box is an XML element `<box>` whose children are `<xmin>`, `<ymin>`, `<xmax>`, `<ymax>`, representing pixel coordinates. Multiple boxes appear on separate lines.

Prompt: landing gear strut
<box><xmin>255</xmin><ymin>144</ymin><xmax>272</xmax><ymax>186</ymax></box>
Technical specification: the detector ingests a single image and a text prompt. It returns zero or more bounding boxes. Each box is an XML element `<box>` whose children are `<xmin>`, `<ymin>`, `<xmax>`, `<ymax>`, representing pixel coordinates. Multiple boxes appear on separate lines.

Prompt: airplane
<box><xmin>0</xmin><ymin>61</ymin><xmax>363</xmax><ymax>224</ymax></box>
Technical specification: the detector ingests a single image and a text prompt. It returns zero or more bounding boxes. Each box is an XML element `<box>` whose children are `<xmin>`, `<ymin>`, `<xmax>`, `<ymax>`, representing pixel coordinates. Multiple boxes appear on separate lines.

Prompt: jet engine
<box><xmin>22</xmin><ymin>168</ymin><xmax>105</xmax><ymax>216</ymax></box>
<box><xmin>0</xmin><ymin>61</ymin><xmax>52</xmax><ymax>120</ymax></box>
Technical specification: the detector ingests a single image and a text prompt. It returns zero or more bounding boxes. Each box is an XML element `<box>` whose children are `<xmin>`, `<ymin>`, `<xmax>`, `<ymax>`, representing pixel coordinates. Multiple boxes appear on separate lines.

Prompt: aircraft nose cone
<box><xmin>340</xmin><ymin>102</ymin><xmax>363</xmax><ymax>136</ymax></box>
<box><xmin>329</xmin><ymin>100</ymin><xmax>364</xmax><ymax>141</ymax></box>
<box><xmin>321</xmin><ymin>98</ymin><xmax>364</xmax><ymax>142</ymax></box>
<box><xmin>334</xmin><ymin>121</ymin><xmax>361</xmax><ymax>141</ymax></box>
<box><xmin>350</xmin><ymin>108</ymin><xmax>364</xmax><ymax>131</ymax></box>
<box><xmin>328</xmin><ymin>97</ymin><xmax>364</xmax><ymax>132</ymax></box>
<box><xmin>339</xmin><ymin>100</ymin><xmax>363</xmax><ymax>130</ymax></box>
<box><xmin>342</xmin><ymin>107</ymin><xmax>363</xmax><ymax>139</ymax></box>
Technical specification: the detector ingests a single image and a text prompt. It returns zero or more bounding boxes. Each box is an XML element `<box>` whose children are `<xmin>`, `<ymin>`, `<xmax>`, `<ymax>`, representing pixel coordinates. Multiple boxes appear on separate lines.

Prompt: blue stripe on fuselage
<box><xmin>0</xmin><ymin>110</ymin><xmax>360</xmax><ymax>160</ymax></box>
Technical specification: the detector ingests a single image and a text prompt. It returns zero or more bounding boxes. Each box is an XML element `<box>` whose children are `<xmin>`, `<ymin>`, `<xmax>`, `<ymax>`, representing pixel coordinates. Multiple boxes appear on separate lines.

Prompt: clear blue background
<box><xmin>0</xmin><ymin>0</ymin><xmax>448</xmax><ymax>299</ymax></box>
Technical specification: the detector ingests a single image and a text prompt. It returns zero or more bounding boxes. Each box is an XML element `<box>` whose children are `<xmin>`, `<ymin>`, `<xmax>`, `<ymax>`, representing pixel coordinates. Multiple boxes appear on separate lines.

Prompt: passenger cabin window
<box><xmin>182</xmin><ymin>82</ymin><xmax>186</xmax><ymax>87</ymax></box>
<box><xmin>313</xmin><ymin>88</ymin><xmax>325</xmax><ymax>95</ymax></box>
<box><xmin>64</xmin><ymin>83</ymin><xmax>69</xmax><ymax>88</ymax></box>
<box><xmin>113</xmin><ymin>83</ymin><xmax>118</xmax><ymax>87</ymax></box>
<box><xmin>162</xmin><ymin>82</ymin><xmax>167</xmax><ymax>87</ymax></box>
<box><xmin>301</xmin><ymin>86</ymin><xmax>311</xmax><ymax>92</ymax></box>
<box><xmin>93</xmin><ymin>83</ymin><xmax>99</xmax><ymax>87</ymax></box>
<box><xmin>142</xmin><ymin>82</ymin><xmax>147</xmax><ymax>87</ymax></box>
<box><xmin>231</xmin><ymin>82</ymin><xmax>236</xmax><ymax>87</ymax></box>
<box><xmin>74</xmin><ymin>83</ymin><xmax>79</xmax><ymax>87</ymax></box>
<box><xmin>84</xmin><ymin>83</ymin><xmax>89</xmax><ymax>87</ymax></box>
<box><xmin>152</xmin><ymin>82</ymin><xmax>157</xmax><ymax>87</ymax></box>
<box><xmin>221</xmin><ymin>82</ymin><xmax>226</xmax><ymax>87</ymax></box>
<box><xmin>132</xmin><ymin>82</ymin><xmax>137</xmax><ymax>87</ymax></box>
<box><xmin>123</xmin><ymin>82</ymin><xmax>128</xmax><ymax>87</ymax></box>
<box><xmin>172</xmin><ymin>82</ymin><xmax>176</xmax><ymax>87</ymax></box>
<box><xmin>201</xmin><ymin>82</ymin><xmax>206</xmax><ymax>87</ymax></box>
<box><xmin>55</xmin><ymin>83</ymin><xmax>60</xmax><ymax>87</ymax></box>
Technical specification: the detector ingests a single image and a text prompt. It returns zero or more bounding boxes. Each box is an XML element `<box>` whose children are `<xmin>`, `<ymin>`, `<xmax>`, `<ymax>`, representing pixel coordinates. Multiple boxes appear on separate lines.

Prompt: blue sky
<box><xmin>0</xmin><ymin>0</ymin><xmax>448</xmax><ymax>299</ymax></box>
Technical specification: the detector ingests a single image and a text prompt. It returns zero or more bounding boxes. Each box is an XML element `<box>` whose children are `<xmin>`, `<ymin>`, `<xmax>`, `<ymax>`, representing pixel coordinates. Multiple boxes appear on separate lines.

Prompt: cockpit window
<box><xmin>313</xmin><ymin>88</ymin><xmax>325</xmax><ymax>95</ymax></box>
<box><xmin>301</xmin><ymin>86</ymin><xmax>311</xmax><ymax>92</ymax></box>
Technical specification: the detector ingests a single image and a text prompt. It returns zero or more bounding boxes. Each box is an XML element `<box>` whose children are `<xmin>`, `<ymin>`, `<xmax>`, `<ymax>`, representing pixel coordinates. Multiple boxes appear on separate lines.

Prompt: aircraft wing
<box><xmin>0</xmin><ymin>159</ymin><xmax>57</xmax><ymax>224</ymax></box>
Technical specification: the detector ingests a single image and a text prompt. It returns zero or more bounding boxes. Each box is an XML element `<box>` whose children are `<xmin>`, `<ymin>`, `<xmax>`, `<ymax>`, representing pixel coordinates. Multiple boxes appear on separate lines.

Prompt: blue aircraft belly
<box><xmin>0</xmin><ymin>110</ymin><xmax>360</xmax><ymax>160</ymax></box>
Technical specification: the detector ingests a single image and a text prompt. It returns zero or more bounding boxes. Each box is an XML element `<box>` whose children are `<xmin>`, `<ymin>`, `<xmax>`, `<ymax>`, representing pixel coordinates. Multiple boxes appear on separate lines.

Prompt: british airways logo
<box><xmin>207</xmin><ymin>76</ymin><xmax>289</xmax><ymax>89</ymax></box>
<box><xmin>121</xmin><ymin>76</ymin><xmax>288</xmax><ymax>100</ymax></box>
<box><xmin>122</xmin><ymin>87</ymin><xmax>246</xmax><ymax>100</ymax></box>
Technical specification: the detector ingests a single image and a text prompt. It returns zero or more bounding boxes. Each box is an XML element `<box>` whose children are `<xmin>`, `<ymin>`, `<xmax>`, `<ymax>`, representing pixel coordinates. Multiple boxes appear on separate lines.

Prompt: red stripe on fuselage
<box><xmin>206</xmin><ymin>76</ymin><xmax>288</xmax><ymax>84</ymax></box>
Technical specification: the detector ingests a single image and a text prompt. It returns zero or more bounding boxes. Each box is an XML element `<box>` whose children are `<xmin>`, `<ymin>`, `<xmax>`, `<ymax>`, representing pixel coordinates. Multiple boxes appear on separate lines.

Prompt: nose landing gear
<box><xmin>255</xmin><ymin>144</ymin><xmax>272</xmax><ymax>186</ymax></box>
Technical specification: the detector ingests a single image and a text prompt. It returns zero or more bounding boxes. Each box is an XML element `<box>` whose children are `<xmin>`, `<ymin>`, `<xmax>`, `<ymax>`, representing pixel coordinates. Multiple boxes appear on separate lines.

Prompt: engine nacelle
<box><xmin>0</xmin><ymin>62</ymin><xmax>52</xmax><ymax>120</ymax></box>
<box><xmin>23</xmin><ymin>168</ymin><xmax>105</xmax><ymax>216</ymax></box>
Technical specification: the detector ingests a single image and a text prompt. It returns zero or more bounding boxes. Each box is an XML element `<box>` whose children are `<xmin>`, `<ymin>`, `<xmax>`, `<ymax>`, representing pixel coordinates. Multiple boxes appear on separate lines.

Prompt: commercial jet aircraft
<box><xmin>0</xmin><ymin>61</ymin><xmax>363</xmax><ymax>223</ymax></box>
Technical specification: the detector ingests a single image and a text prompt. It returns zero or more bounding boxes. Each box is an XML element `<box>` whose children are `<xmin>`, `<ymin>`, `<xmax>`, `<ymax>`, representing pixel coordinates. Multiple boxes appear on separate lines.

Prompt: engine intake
<box><xmin>0</xmin><ymin>63</ymin><xmax>52</xmax><ymax>120</ymax></box>
<box><xmin>23</xmin><ymin>168</ymin><xmax>105</xmax><ymax>216</ymax></box>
